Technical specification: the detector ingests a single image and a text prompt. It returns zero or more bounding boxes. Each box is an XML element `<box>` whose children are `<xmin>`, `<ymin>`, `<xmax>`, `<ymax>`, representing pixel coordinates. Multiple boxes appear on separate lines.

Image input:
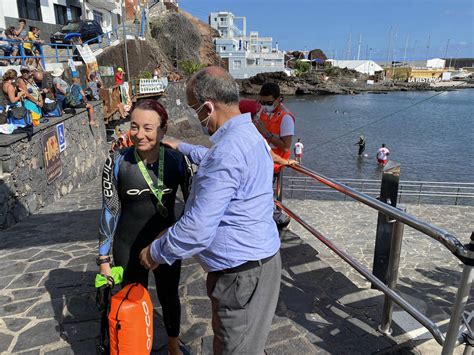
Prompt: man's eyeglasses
<box><xmin>259</xmin><ymin>99</ymin><xmax>276</xmax><ymax>106</ymax></box>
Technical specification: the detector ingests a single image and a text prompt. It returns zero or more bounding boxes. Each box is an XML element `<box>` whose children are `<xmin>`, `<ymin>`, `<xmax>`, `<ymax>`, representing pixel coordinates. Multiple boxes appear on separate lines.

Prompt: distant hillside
<box><xmin>147</xmin><ymin>10</ymin><xmax>220</xmax><ymax>74</ymax></box>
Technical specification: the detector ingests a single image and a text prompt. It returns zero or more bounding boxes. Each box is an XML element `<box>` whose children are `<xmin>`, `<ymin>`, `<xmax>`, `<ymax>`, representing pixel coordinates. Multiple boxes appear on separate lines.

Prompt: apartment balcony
<box><xmin>86</xmin><ymin>0</ymin><xmax>118</xmax><ymax>11</ymax></box>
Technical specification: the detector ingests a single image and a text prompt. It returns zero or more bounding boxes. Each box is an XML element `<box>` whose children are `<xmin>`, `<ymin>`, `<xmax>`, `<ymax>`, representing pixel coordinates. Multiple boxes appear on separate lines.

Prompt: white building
<box><xmin>81</xmin><ymin>0</ymin><xmax>121</xmax><ymax>33</ymax></box>
<box><xmin>327</xmin><ymin>60</ymin><xmax>383</xmax><ymax>75</ymax></box>
<box><xmin>209</xmin><ymin>11</ymin><xmax>285</xmax><ymax>79</ymax></box>
<box><xmin>426</xmin><ymin>58</ymin><xmax>446</xmax><ymax>69</ymax></box>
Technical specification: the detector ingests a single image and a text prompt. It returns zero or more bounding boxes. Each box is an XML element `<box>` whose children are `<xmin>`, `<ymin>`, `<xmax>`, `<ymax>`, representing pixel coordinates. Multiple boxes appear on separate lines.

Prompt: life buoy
<box><xmin>108</xmin><ymin>283</ymin><xmax>153</xmax><ymax>354</ymax></box>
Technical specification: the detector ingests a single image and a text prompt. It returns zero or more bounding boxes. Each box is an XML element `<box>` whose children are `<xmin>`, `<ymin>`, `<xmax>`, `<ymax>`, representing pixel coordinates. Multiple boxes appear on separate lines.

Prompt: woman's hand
<box><xmin>99</xmin><ymin>262</ymin><xmax>111</xmax><ymax>276</ymax></box>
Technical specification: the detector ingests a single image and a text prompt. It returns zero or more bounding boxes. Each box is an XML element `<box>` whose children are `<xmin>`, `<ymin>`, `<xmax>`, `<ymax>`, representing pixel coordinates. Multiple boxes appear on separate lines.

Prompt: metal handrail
<box><xmin>277</xmin><ymin>164</ymin><xmax>473</xmax><ymax>354</ymax></box>
<box><xmin>283</xmin><ymin>175</ymin><xmax>474</xmax><ymax>205</ymax></box>
<box><xmin>286</xmin><ymin>165</ymin><xmax>473</xmax><ymax>261</ymax></box>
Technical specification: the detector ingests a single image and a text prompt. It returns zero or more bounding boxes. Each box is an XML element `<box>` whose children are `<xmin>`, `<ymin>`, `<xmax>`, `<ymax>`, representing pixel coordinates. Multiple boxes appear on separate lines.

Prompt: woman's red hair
<box><xmin>132</xmin><ymin>99</ymin><xmax>168</xmax><ymax>128</ymax></box>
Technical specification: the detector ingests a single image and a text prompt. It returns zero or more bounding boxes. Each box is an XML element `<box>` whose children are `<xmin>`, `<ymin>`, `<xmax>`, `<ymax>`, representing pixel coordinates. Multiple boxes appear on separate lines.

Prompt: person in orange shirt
<box><xmin>256</xmin><ymin>83</ymin><xmax>295</xmax><ymax>175</ymax></box>
<box><xmin>239</xmin><ymin>99</ymin><xmax>297</xmax><ymax>167</ymax></box>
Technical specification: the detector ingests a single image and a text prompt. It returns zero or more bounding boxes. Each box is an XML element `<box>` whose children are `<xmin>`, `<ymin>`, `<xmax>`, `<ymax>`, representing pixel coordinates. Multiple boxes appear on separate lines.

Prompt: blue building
<box><xmin>209</xmin><ymin>11</ymin><xmax>285</xmax><ymax>79</ymax></box>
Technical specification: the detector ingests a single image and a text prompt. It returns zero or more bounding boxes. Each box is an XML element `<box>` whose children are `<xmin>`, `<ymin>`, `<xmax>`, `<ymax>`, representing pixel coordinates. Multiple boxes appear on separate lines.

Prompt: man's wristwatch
<box><xmin>96</xmin><ymin>256</ymin><xmax>111</xmax><ymax>265</ymax></box>
<box><xmin>265</xmin><ymin>131</ymin><xmax>273</xmax><ymax>141</ymax></box>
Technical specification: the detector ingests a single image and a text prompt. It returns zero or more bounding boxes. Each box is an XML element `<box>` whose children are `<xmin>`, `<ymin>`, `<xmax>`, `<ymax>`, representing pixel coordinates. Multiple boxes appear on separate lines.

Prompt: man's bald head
<box><xmin>187</xmin><ymin>66</ymin><xmax>239</xmax><ymax>106</ymax></box>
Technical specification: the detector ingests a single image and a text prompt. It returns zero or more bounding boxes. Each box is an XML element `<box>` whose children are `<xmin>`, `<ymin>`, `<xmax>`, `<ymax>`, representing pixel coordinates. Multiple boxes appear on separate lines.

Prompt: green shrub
<box><xmin>179</xmin><ymin>60</ymin><xmax>206</xmax><ymax>76</ymax></box>
<box><xmin>294</xmin><ymin>60</ymin><xmax>310</xmax><ymax>76</ymax></box>
<box><xmin>139</xmin><ymin>71</ymin><xmax>152</xmax><ymax>79</ymax></box>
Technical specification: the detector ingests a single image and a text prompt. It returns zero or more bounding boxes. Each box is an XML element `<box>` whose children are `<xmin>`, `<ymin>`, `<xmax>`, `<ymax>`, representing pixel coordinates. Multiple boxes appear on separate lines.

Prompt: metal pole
<box><xmin>379</xmin><ymin>216</ymin><xmax>405</xmax><ymax>334</ymax></box>
<box><xmin>39</xmin><ymin>45</ymin><xmax>45</xmax><ymax>70</ymax></box>
<box><xmin>122</xmin><ymin>0</ymin><xmax>130</xmax><ymax>80</ymax></box>
<box><xmin>442</xmin><ymin>233</ymin><xmax>474</xmax><ymax>354</ymax></box>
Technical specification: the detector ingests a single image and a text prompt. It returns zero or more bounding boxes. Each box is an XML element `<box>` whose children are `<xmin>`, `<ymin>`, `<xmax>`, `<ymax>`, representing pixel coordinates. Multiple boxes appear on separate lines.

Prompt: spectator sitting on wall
<box><xmin>32</xmin><ymin>27</ymin><xmax>44</xmax><ymax>63</ymax></box>
<box><xmin>2</xmin><ymin>69</ymin><xmax>26</xmax><ymax>106</ymax></box>
<box><xmin>168</xmin><ymin>72</ymin><xmax>180</xmax><ymax>82</ymax></box>
<box><xmin>17</xmin><ymin>65</ymin><xmax>43</xmax><ymax>125</ymax></box>
<box><xmin>51</xmin><ymin>67</ymin><xmax>69</xmax><ymax>112</ymax></box>
<box><xmin>86</xmin><ymin>72</ymin><xmax>102</xmax><ymax>101</ymax></box>
<box><xmin>24</xmin><ymin>26</ymin><xmax>43</xmax><ymax>68</ymax></box>
<box><xmin>0</xmin><ymin>28</ymin><xmax>14</xmax><ymax>66</ymax></box>
<box><xmin>15</xmin><ymin>19</ymin><xmax>27</xmax><ymax>40</ymax></box>
<box><xmin>5</xmin><ymin>27</ymin><xmax>21</xmax><ymax>64</ymax></box>
<box><xmin>114</xmin><ymin>67</ymin><xmax>125</xmax><ymax>85</ymax></box>
<box><xmin>69</xmin><ymin>77</ymin><xmax>98</xmax><ymax>127</ymax></box>
<box><xmin>31</xmin><ymin>68</ymin><xmax>50</xmax><ymax>98</ymax></box>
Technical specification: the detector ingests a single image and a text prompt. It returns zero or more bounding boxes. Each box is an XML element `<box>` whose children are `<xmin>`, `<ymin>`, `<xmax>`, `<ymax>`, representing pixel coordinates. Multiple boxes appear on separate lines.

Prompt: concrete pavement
<box><xmin>0</xmin><ymin>178</ymin><xmax>472</xmax><ymax>354</ymax></box>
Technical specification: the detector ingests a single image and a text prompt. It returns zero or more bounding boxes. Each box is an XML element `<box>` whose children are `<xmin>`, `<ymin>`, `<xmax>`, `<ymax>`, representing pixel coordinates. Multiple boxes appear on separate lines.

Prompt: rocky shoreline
<box><xmin>238</xmin><ymin>70</ymin><xmax>474</xmax><ymax>96</ymax></box>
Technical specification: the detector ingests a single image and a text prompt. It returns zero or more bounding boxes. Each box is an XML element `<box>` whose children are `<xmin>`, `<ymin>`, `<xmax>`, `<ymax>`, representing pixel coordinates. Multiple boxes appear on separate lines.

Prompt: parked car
<box><xmin>50</xmin><ymin>20</ymin><xmax>103</xmax><ymax>44</ymax></box>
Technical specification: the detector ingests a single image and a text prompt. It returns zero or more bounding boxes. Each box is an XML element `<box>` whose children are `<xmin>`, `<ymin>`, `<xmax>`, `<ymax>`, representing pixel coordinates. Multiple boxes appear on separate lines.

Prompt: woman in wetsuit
<box><xmin>98</xmin><ymin>99</ymin><xmax>192</xmax><ymax>355</ymax></box>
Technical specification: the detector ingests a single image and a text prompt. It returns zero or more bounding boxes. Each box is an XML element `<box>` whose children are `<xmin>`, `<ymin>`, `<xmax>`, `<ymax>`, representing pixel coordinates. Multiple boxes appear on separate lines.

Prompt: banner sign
<box><xmin>75</xmin><ymin>44</ymin><xmax>96</xmax><ymax>64</ymax></box>
<box><xmin>42</xmin><ymin>129</ymin><xmax>62</xmax><ymax>184</ymax></box>
<box><xmin>138</xmin><ymin>79</ymin><xmax>167</xmax><ymax>94</ymax></box>
<box><xmin>75</xmin><ymin>44</ymin><xmax>100</xmax><ymax>81</ymax></box>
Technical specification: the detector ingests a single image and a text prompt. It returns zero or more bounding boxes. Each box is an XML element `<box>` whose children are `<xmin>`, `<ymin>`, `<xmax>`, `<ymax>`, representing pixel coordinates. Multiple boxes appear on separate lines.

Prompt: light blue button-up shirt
<box><xmin>150</xmin><ymin>113</ymin><xmax>280</xmax><ymax>272</ymax></box>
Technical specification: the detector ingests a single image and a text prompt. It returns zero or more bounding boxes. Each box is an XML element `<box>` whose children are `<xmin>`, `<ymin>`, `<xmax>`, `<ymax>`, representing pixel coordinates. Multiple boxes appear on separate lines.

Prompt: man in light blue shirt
<box><xmin>140</xmin><ymin>67</ymin><xmax>281</xmax><ymax>354</ymax></box>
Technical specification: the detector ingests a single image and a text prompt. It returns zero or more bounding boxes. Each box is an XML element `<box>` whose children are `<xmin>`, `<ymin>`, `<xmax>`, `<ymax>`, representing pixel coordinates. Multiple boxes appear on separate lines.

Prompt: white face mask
<box><xmin>195</xmin><ymin>101</ymin><xmax>214</xmax><ymax>135</ymax></box>
<box><xmin>262</xmin><ymin>104</ymin><xmax>275</xmax><ymax>113</ymax></box>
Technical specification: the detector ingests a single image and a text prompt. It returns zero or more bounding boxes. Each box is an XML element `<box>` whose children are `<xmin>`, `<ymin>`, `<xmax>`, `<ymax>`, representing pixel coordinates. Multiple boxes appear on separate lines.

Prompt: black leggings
<box><xmin>113</xmin><ymin>244</ymin><xmax>181</xmax><ymax>338</ymax></box>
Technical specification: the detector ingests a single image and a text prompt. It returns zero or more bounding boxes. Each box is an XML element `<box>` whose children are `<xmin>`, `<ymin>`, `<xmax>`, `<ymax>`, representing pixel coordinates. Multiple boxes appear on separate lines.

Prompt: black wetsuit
<box><xmin>357</xmin><ymin>138</ymin><xmax>366</xmax><ymax>156</ymax></box>
<box><xmin>99</xmin><ymin>146</ymin><xmax>192</xmax><ymax>337</ymax></box>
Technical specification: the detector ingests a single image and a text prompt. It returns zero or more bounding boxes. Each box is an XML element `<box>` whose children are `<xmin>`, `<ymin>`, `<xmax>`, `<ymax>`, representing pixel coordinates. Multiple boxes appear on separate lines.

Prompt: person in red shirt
<box><xmin>114</xmin><ymin>67</ymin><xmax>125</xmax><ymax>85</ymax></box>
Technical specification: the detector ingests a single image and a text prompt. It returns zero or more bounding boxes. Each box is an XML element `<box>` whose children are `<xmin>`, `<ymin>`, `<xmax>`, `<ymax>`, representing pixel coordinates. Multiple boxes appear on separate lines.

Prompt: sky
<box><xmin>178</xmin><ymin>0</ymin><xmax>474</xmax><ymax>60</ymax></box>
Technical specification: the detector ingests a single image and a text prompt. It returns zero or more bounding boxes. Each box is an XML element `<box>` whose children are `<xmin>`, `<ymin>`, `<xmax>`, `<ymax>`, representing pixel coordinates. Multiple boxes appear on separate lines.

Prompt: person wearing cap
<box><xmin>51</xmin><ymin>67</ymin><xmax>69</xmax><ymax>112</ymax></box>
<box><xmin>239</xmin><ymin>99</ymin><xmax>298</xmax><ymax>167</ymax></box>
<box><xmin>115</xmin><ymin>67</ymin><xmax>125</xmax><ymax>85</ymax></box>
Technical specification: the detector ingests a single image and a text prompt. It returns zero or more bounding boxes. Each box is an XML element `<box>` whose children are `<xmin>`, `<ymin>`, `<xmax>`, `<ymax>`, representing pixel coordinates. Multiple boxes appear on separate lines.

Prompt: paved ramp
<box><xmin>0</xmin><ymin>179</ymin><xmax>471</xmax><ymax>353</ymax></box>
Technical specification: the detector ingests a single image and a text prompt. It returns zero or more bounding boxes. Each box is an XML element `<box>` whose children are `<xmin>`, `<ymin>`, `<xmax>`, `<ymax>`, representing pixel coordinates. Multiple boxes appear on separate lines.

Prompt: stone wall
<box><xmin>0</xmin><ymin>102</ymin><xmax>107</xmax><ymax>229</ymax></box>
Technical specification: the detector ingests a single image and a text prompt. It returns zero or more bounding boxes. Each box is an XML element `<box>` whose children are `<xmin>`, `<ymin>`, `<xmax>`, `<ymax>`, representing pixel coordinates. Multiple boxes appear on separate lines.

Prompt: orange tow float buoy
<box><xmin>108</xmin><ymin>283</ymin><xmax>153</xmax><ymax>354</ymax></box>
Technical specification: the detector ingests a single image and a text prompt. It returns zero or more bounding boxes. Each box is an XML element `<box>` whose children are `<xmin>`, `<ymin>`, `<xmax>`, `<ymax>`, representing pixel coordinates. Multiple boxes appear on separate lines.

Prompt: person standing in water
<box><xmin>355</xmin><ymin>135</ymin><xmax>366</xmax><ymax>156</ymax></box>
<box><xmin>376</xmin><ymin>143</ymin><xmax>390</xmax><ymax>166</ymax></box>
<box><xmin>294</xmin><ymin>138</ymin><xmax>304</xmax><ymax>164</ymax></box>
